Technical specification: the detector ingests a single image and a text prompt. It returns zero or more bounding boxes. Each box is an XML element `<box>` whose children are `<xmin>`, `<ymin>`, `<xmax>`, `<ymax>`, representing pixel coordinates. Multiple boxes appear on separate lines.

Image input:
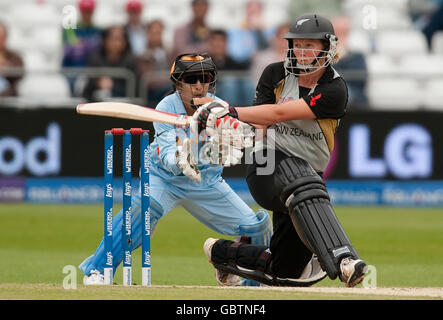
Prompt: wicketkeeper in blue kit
<box><xmin>79</xmin><ymin>53</ymin><xmax>272</xmax><ymax>285</ymax></box>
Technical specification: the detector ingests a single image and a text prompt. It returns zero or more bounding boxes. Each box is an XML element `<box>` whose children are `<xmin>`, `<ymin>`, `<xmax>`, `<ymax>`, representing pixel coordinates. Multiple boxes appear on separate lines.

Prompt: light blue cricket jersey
<box><xmin>149</xmin><ymin>92</ymin><xmax>224</xmax><ymax>187</ymax></box>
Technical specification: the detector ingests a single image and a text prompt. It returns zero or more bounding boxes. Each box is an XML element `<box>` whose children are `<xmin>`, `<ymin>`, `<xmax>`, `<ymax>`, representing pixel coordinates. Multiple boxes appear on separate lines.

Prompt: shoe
<box><xmin>203</xmin><ymin>238</ymin><xmax>242</xmax><ymax>286</ymax></box>
<box><xmin>83</xmin><ymin>269</ymin><xmax>105</xmax><ymax>285</ymax></box>
<box><xmin>299</xmin><ymin>256</ymin><xmax>327</xmax><ymax>281</ymax></box>
<box><xmin>339</xmin><ymin>257</ymin><xmax>368</xmax><ymax>287</ymax></box>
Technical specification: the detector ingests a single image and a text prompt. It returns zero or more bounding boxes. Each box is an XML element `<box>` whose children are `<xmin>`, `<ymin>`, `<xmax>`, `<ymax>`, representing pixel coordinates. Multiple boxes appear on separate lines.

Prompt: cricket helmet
<box><xmin>284</xmin><ymin>13</ymin><xmax>338</xmax><ymax>75</ymax></box>
<box><xmin>170</xmin><ymin>53</ymin><xmax>217</xmax><ymax>107</ymax></box>
<box><xmin>170</xmin><ymin>53</ymin><xmax>217</xmax><ymax>85</ymax></box>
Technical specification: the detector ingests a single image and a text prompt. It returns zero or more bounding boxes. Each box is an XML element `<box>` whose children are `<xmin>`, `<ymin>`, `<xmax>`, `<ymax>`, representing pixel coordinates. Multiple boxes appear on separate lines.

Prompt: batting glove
<box><xmin>192</xmin><ymin>101</ymin><xmax>255</xmax><ymax>150</ymax></box>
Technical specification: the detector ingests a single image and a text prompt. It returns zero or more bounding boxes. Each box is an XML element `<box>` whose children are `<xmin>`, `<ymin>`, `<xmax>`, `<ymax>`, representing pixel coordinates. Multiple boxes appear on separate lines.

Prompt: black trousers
<box><xmin>244</xmin><ymin>150</ymin><xmax>314</xmax><ymax>279</ymax></box>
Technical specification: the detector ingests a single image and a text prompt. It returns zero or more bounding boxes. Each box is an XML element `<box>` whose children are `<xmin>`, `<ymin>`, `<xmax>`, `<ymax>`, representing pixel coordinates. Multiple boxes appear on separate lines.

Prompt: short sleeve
<box><xmin>301</xmin><ymin>77</ymin><xmax>348</xmax><ymax>119</ymax></box>
<box><xmin>253</xmin><ymin>62</ymin><xmax>284</xmax><ymax>105</ymax></box>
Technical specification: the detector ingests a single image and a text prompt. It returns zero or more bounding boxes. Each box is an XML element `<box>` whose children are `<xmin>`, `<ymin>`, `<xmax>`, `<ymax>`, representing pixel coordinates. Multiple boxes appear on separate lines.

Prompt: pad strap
<box><xmin>227</xmin><ymin>242</ymin><xmax>242</xmax><ymax>267</ymax></box>
<box><xmin>256</xmin><ymin>250</ymin><xmax>271</xmax><ymax>273</ymax></box>
<box><xmin>280</xmin><ymin>175</ymin><xmax>326</xmax><ymax>202</ymax></box>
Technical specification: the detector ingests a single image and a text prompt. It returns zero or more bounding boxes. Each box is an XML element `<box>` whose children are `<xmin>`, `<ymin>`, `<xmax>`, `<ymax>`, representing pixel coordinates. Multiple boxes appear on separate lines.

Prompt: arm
<box><xmin>238</xmin><ymin>76</ymin><xmax>349</xmax><ymax>125</ymax></box>
<box><xmin>236</xmin><ymin>98</ymin><xmax>316</xmax><ymax>126</ymax></box>
<box><xmin>193</xmin><ymin>75</ymin><xmax>348</xmax><ymax>136</ymax></box>
<box><xmin>243</xmin><ymin>61</ymin><xmax>308</xmax><ymax>126</ymax></box>
<box><xmin>155</xmin><ymin>117</ymin><xmax>202</xmax><ymax>181</ymax></box>
<box><xmin>153</xmin><ymin>121</ymin><xmax>182</xmax><ymax>175</ymax></box>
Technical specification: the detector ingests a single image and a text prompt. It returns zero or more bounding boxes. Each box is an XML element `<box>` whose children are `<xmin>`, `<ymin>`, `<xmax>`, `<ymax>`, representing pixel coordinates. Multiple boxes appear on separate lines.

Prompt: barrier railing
<box><xmin>2</xmin><ymin>66</ymin><xmax>443</xmax><ymax>109</ymax></box>
<box><xmin>0</xmin><ymin>67</ymin><xmax>140</xmax><ymax>108</ymax></box>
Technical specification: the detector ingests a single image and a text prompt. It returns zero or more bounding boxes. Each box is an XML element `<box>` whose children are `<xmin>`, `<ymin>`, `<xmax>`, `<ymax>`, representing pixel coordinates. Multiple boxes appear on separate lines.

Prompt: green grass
<box><xmin>0</xmin><ymin>203</ymin><xmax>442</xmax><ymax>299</ymax></box>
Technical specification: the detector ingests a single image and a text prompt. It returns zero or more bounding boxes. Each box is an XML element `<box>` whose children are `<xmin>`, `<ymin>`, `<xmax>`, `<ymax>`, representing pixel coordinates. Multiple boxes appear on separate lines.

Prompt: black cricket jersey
<box><xmin>252</xmin><ymin>62</ymin><xmax>348</xmax><ymax>172</ymax></box>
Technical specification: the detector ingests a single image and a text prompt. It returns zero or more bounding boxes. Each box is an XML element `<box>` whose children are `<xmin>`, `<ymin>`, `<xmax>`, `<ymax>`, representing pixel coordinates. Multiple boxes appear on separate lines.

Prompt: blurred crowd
<box><xmin>1</xmin><ymin>0</ymin><xmax>443</xmax><ymax>109</ymax></box>
<box><xmin>60</xmin><ymin>0</ymin><xmax>285</xmax><ymax>106</ymax></box>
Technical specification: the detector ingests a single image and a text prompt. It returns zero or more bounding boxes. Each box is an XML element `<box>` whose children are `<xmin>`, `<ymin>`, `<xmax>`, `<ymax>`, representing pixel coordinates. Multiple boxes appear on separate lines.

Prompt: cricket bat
<box><xmin>76</xmin><ymin>102</ymin><xmax>191</xmax><ymax>126</ymax></box>
<box><xmin>76</xmin><ymin>98</ymin><xmax>213</xmax><ymax>126</ymax></box>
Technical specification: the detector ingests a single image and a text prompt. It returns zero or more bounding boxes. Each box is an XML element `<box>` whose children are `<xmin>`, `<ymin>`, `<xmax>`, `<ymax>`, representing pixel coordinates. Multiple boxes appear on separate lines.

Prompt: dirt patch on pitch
<box><xmin>163</xmin><ymin>285</ymin><xmax>443</xmax><ymax>299</ymax></box>
<box><xmin>266</xmin><ymin>286</ymin><xmax>443</xmax><ymax>299</ymax></box>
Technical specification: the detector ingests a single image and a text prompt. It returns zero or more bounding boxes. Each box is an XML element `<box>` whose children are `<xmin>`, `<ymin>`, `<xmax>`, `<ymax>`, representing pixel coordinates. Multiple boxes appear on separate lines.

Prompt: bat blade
<box><xmin>76</xmin><ymin>102</ymin><xmax>190</xmax><ymax>127</ymax></box>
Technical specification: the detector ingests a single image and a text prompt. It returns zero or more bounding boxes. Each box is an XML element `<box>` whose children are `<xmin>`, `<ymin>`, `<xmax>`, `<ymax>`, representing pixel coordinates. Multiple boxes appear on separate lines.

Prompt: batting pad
<box><xmin>288</xmin><ymin>197</ymin><xmax>359</xmax><ymax>279</ymax></box>
<box><xmin>274</xmin><ymin>156</ymin><xmax>360</xmax><ymax>279</ymax></box>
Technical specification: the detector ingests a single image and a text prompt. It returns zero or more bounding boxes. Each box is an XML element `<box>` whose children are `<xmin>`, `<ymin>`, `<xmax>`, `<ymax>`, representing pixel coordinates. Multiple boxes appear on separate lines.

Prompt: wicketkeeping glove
<box><xmin>201</xmin><ymin>135</ymin><xmax>244</xmax><ymax>167</ymax></box>
<box><xmin>175</xmin><ymin>137</ymin><xmax>201</xmax><ymax>182</ymax></box>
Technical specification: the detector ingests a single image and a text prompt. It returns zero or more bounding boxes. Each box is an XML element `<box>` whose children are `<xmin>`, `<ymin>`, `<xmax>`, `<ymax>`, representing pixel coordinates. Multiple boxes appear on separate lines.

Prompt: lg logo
<box><xmin>349</xmin><ymin>124</ymin><xmax>432</xmax><ymax>179</ymax></box>
<box><xmin>0</xmin><ymin>123</ymin><xmax>61</xmax><ymax>176</ymax></box>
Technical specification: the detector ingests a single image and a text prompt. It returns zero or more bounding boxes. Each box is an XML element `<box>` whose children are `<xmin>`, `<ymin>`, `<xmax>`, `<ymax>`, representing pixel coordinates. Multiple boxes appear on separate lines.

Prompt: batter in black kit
<box><xmin>198</xmin><ymin>13</ymin><xmax>368</xmax><ymax>287</ymax></box>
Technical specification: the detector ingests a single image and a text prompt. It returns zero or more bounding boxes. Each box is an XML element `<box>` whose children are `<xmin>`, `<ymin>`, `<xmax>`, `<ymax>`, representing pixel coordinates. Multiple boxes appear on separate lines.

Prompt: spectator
<box><xmin>227</xmin><ymin>0</ymin><xmax>269</xmax><ymax>64</ymax></box>
<box><xmin>62</xmin><ymin>0</ymin><xmax>102</xmax><ymax>96</ymax></box>
<box><xmin>207</xmin><ymin>29</ymin><xmax>253</xmax><ymax>105</ymax></box>
<box><xmin>0</xmin><ymin>22</ymin><xmax>24</xmax><ymax>97</ymax></box>
<box><xmin>250</xmin><ymin>23</ymin><xmax>290</xmax><ymax>86</ymax></box>
<box><xmin>331</xmin><ymin>16</ymin><xmax>368</xmax><ymax>108</ymax></box>
<box><xmin>408</xmin><ymin>0</ymin><xmax>442</xmax><ymax>30</ymax></box>
<box><xmin>422</xmin><ymin>1</ymin><xmax>443</xmax><ymax>48</ymax></box>
<box><xmin>62</xmin><ymin>0</ymin><xmax>101</xmax><ymax>68</ymax></box>
<box><xmin>208</xmin><ymin>30</ymin><xmax>249</xmax><ymax>71</ymax></box>
<box><xmin>172</xmin><ymin>0</ymin><xmax>211</xmax><ymax>57</ymax></box>
<box><xmin>83</xmin><ymin>25</ymin><xmax>137</xmax><ymax>102</ymax></box>
<box><xmin>137</xmin><ymin>20</ymin><xmax>173</xmax><ymax>106</ymax></box>
<box><xmin>124</xmin><ymin>0</ymin><xmax>147</xmax><ymax>57</ymax></box>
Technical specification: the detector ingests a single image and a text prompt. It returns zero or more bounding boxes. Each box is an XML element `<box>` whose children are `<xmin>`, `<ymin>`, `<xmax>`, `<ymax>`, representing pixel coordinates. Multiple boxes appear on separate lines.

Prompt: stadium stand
<box><xmin>17</xmin><ymin>73</ymin><xmax>71</xmax><ymax>100</ymax></box>
<box><xmin>397</xmin><ymin>54</ymin><xmax>443</xmax><ymax>78</ymax></box>
<box><xmin>347</xmin><ymin>30</ymin><xmax>373</xmax><ymax>54</ymax></box>
<box><xmin>431</xmin><ymin>31</ymin><xmax>443</xmax><ymax>54</ymax></box>
<box><xmin>0</xmin><ymin>0</ymin><xmax>442</xmax><ymax>110</ymax></box>
<box><xmin>367</xmin><ymin>78</ymin><xmax>422</xmax><ymax>110</ymax></box>
<box><xmin>375</xmin><ymin>30</ymin><xmax>428</xmax><ymax>57</ymax></box>
<box><xmin>423</xmin><ymin>79</ymin><xmax>443</xmax><ymax>110</ymax></box>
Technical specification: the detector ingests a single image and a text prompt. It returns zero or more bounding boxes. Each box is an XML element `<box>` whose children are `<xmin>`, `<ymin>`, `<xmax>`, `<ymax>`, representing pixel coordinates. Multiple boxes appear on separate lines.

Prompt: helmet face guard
<box><xmin>170</xmin><ymin>53</ymin><xmax>217</xmax><ymax>101</ymax></box>
<box><xmin>284</xmin><ymin>14</ymin><xmax>337</xmax><ymax>76</ymax></box>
